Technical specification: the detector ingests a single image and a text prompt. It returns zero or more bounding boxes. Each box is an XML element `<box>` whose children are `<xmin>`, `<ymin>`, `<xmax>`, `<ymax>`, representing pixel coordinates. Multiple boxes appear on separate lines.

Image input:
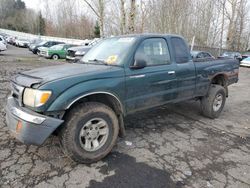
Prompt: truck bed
<box><xmin>194</xmin><ymin>58</ymin><xmax>239</xmax><ymax>97</ymax></box>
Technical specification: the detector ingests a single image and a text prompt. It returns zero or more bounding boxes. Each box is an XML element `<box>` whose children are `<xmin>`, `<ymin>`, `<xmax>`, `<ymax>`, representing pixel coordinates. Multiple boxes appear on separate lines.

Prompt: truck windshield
<box><xmin>81</xmin><ymin>37</ymin><xmax>136</xmax><ymax>65</ymax></box>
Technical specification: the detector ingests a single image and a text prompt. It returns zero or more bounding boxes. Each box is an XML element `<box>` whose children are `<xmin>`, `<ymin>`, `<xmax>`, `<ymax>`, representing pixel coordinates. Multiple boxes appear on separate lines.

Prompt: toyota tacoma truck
<box><xmin>6</xmin><ymin>34</ymin><xmax>239</xmax><ymax>163</ymax></box>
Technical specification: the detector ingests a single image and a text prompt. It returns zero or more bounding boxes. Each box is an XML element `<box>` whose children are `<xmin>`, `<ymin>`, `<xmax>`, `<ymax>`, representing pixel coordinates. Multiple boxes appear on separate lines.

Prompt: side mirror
<box><xmin>130</xmin><ymin>55</ymin><xmax>147</xmax><ymax>69</ymax></box>
<box><xmin>130</xmin><ymin>59</ymin><xmax>147</xmax><ymax>69</ymax></box>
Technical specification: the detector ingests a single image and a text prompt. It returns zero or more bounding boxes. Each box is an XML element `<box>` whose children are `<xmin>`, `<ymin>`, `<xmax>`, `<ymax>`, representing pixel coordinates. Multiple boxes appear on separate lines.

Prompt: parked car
<box><xmin>66</xmin><ymin>39</ymin><xmax>101</xmax><ymax>62</ymax></box>
<box><xmin>66</xmin><ymin>46</ymin><xmax>91</xmax><ymax>62</ymax></box>
<box><xmin>241</xmin><ymin>52</ymin><xmax>250</xmax><ymax>60</ymax></box>
<box><xmin>31</xmin><ymin>41</ymin><xmax>65</xmax><ymax>55</ymax></box>
<box><xmin>6</xmin><ymin>36</ymin><xmax>17</xmax><ymax>45</ymax></box>
<box><xmin>29</xmin><ymin>39</ymin><xmax>43</xmax><ymax>51</ymax></box>
<box><xmin>27</xmin><ymin>38</ymin><xmax>42</xmax><ymax>48</ymax></box>
<box><xmin>191</xmin><ymin>51</ymin><xmax>215</xmax><ymax>61</ymax></box>
<box><xmin>0</xmin><ymin>40</ymin><xmax>7</xmax><ymax>52</ymax></box>
<box><xmin>219</xmin><ymin>51</ymin><xmax>242</xmax><ymax>61</ymax></box>
<box><xmin>15</xmin><ymin>38</ymin><xmax>30</xmax><ymax>48</ymax></box>
<box><xmin>0</xmin><ymin>35</ymin><xmax>7</xmax><ymax>45</ymax></box>
<box><xmin>6</xmin><ymin>34</ymin><xmax>239</xmax><ymax>163</ymax></box>
<box><xmin>240</xmin><ymin>57</ymin><xmax>250</xmax><ymax>67</ymax></box>
<box><xmin>40</xmin><ymin>44</ymin><xmax>76</xmax><ymax>60</ymax></box>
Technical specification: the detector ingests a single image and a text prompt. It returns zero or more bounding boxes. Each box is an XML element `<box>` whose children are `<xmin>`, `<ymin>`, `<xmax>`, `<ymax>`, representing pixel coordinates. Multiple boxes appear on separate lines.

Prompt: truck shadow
<box><xmin>124</xmin><ymin>100</ymin><xmax>202</xmax><ymax>131</ymax></box>
<box><xmin>88</xmin><ymin>152</ymin><xmax>182</xmax><ymax>188</ymax></box>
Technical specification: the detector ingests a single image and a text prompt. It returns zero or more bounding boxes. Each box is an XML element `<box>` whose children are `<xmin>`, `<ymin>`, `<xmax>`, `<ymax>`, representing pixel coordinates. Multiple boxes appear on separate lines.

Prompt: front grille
<box><xmin>10</xmin><ymin>82</ymin><xmax>24</xmax><ymax>106</ymax></box>
<box><xmin>40</xmin><ymin>51</ymin><xmax>47</xmax><ymax>56</ymax></box>
<box><xmin>67</xmin><ymin>50</ymin><xmax>76</xmax><ymax>57</ymax></box>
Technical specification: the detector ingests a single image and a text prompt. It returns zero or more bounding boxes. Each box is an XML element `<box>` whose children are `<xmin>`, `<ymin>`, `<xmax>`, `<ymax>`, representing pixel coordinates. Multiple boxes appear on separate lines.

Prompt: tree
<box><xmin>14</xmin><ymin>0</ymin><xmax>25</xmax><ymax>10</ymax></box>
<box><xmin>120</xmin><ymin>0</ymin><xmax>126</xmax><ymax>34</ymax></box>
<box><xmin>83</xmin><ymin>0</ymin><xmax>105</xmax><ymax>37</ymax></box>
<box><xmin>38</xmin><ymin>11</ymin><xmax>45</xmax><ymax>35</ymax></box>
<box><xmin>128</xmin><ymin>0</ymin><xmax>136</xmax><ymax>33</ymax></box>
<box><xmin>94</xmin><ymin>21</ymin><xmax>100</xmax><ymax>38</ymax></box>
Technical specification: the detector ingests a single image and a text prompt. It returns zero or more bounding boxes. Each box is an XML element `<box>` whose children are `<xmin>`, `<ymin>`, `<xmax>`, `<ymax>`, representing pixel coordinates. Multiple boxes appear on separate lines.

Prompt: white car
<box><xmin>16</xmin><ymin>38</ymin><xmax>30</xmax><ymax>48</ymax></box>
<box><xmin>0</xmin><ymin>41</ymin><xmax>7</xmax><ymax>52</ymax></box>
<box><xmin>0</xmin><ymin>35</ymin><xmax>7</xmax><ymax>45</ymax></box>
<box><xmin>240</xmin><ymin>57</ymin><xmax>250</xmax><ymax>67</ymax></box>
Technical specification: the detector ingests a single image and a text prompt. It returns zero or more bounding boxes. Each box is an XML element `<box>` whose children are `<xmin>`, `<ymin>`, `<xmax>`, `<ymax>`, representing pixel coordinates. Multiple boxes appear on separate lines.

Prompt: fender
<box><xmin>46</xmin><ymin>78</ymin><xmax>125</xmax><ymax>112</ymax></box>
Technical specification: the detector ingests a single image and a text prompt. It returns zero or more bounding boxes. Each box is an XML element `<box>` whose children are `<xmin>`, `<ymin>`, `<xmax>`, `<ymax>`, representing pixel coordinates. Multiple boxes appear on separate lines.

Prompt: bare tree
<box><xmin>119</xmin><ymin>0</ymin><xmax>126</xmax><ymax>34</ymax></box>
<box><xmin>83</xmin><ymin>0</ymin><xmax>105</xmax><ymax>37</ymax></box>
<box><xmin>128</xmin><ymin>0</ymin><xmax>136</xmax><ymax>33</ymax></box>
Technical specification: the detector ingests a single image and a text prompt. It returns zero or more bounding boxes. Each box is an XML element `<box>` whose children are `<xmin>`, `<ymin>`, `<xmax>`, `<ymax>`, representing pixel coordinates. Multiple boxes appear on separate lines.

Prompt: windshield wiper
<box><xmin>88</xmin><ymin>59</ymin><xmax>108</xmax><ymax>65</ymax></box>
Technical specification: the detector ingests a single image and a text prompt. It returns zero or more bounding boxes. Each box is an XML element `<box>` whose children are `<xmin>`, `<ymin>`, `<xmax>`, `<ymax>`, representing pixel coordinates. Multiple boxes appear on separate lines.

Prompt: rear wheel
<box><xmin>201</xmin><ymin>84</ymin><xmax>226</xmax><ymax>119</ymax></box>
<box><xmin>59</xmin><ymin>102</ymin><xmax>119</xmax><ymax>163</ymax></box>
<box><xmin>52</xmin><ymin>54</ymin><xmax>59</xmax><ymax>60</ymax></box>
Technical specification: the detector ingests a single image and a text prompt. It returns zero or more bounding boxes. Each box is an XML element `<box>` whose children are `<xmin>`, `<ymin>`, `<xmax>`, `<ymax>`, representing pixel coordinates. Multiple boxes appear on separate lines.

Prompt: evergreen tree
<box><xmin>94</xmin><ymin>21</ymin><xmax>100</xmax><ymax>38</ymax></box>
<box><xmin>38</xmin><ymin>11</ymin><xmax>45</xmax><ymax>35</ymax></box>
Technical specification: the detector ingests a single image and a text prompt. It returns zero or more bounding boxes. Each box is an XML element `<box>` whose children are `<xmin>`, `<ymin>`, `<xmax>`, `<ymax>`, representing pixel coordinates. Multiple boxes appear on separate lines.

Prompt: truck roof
<box><xmin>112</xmin><ymin>33</ymin><xmax>184</xmax><ymax>39</ymax></box>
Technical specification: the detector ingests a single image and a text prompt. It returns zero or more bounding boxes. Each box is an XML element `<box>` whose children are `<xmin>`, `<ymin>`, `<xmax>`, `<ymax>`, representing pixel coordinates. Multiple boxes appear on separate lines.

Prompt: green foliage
<box><xmin>94</xmin><ymin>21</ymin><xmax>100</xmax><ymax>38</ymax></box>
<box><xmin>38</xmin><ymin>11</ymin><xmax>45</xmax><ymax>35</ymax></box>
<box><xmin>14</xmin><ymin>0</ymin><xmax>25</xmax><ymax>10</ymax></box>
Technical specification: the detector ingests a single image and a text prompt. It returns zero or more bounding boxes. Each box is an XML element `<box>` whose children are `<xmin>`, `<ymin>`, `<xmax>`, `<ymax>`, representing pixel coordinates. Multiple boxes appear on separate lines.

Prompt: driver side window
<box><xmin>135</xmin><ymin>38</ymin><xmax>171</xmax><ymax>66</ymax></box>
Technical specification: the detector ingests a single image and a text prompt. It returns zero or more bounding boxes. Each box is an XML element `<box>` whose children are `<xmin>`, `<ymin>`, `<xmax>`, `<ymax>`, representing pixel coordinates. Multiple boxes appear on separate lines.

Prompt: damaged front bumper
<box><xmin>5</xmin><ymin>97</ymin><xmax>64</xmax><ymax>145</ymax></box>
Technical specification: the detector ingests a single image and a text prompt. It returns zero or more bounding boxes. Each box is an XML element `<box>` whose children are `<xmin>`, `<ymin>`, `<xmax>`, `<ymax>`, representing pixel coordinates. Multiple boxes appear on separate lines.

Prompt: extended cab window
<box><xmin>171</xmin><ymin>37</ymin><xmax>190</xmax><ymax>64</ymax></box>
<box><xmin>135</xmin><ymin>38</ymin><xmax>170</xmax><ymax>66</ymax></box>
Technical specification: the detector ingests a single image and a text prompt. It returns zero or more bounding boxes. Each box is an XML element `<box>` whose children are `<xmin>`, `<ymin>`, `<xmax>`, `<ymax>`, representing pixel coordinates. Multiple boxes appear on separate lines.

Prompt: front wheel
<box><xmin>59</xmin><ymin>102</ymin><xmax>119</xmax><ymax>163</ymax></box>
<box><xmin>201</xmin><ymin>84</ymin><xmax>226</xmax><ymax>119</ymax></box>
<box><xmin>52</xmin><ymin>54</ymin><xmax>59</xmax><ymax>60</ymax></box>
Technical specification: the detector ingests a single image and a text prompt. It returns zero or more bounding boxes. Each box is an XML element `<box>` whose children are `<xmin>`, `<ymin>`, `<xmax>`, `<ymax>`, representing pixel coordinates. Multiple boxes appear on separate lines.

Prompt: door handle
<box><xmin>168</xmin><ymin>71</ymin><xmax>175</xmax><ymax>75</ymax></box>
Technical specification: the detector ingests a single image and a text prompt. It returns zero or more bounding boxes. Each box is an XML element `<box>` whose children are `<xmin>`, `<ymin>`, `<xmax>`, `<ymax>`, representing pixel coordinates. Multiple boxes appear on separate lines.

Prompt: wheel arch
<box><xmin>64</xmin><ymin>92</ymin><xmax>126</xmax><ymax>137</ymax></box>
<box><xmin>210</xmin><ymin>74</ymin><xmax>228</xmax><ymax>97</ymax></box>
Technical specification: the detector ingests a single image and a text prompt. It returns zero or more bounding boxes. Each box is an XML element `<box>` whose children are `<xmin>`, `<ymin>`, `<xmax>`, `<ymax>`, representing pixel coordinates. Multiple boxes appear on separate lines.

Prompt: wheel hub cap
<box><xmin>79</xmin><ymin>118</ymin><xmax>109</xmax><ymax>152</ymax></box>
<box><xmin>213</xmin><ymin>93</ymin><xmax>223</xmax><ymax>112</ymax></box>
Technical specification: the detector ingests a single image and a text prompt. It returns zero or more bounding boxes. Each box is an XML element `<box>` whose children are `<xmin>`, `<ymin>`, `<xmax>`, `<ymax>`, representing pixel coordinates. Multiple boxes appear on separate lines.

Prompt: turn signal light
<box><xmin>16</xmin><ymin>121</ymin><xmax>22</xmax><ymax>133</ymax></box>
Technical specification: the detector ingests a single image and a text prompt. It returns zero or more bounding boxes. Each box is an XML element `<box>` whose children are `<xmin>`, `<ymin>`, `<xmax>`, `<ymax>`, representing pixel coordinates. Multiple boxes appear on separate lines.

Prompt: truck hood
<box><xmin>12</xmin><ymin>63</ymin><xmax>123</xmax><ymax>87</ymax></box>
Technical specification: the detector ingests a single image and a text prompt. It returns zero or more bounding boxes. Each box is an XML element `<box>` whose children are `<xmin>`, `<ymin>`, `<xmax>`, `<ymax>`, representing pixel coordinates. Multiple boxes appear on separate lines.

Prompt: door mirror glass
<box><xmin>131</xmin><ymin>58</ymin><xmax>147</xmax><ymax>69</ymax></box>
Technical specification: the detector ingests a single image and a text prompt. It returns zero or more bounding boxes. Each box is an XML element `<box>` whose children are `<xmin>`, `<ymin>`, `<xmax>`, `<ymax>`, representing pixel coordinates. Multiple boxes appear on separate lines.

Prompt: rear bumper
<box><xmin>5</xmin><ymin>97</ymin><xmax>64</xmax><ymax>145</ymax></box>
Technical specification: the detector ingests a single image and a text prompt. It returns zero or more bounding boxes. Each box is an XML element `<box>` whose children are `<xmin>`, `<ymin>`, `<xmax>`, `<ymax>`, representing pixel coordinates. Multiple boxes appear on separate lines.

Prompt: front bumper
<box><xmin>5</xmin><ymin>97</ymin><xmax>64</xmax><ymax>145</ymax></box>
<box><xmin>66</xmin><ymin>55</ymin><xmax>82</xmax><ymax>62</ymax></box>
<box><xmin>240</xmin><ymin>63</ymin><xmax>250</xmax><ymax>67</ymax></box>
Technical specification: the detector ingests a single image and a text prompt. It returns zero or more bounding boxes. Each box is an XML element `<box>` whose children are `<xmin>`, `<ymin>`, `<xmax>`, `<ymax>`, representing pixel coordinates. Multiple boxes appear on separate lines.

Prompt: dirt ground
<box><xmin>0</xmin><ymin>45</ymin><xmax>250</xmax><ymax>188</ymax></box>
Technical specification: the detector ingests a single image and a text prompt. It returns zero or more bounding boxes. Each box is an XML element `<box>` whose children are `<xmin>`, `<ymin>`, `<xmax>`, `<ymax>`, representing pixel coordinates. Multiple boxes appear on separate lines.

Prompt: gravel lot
<box><xmin>0</xmin><ymin>45</ymin><xmax>250</xmax><ymax>188</ymax></box>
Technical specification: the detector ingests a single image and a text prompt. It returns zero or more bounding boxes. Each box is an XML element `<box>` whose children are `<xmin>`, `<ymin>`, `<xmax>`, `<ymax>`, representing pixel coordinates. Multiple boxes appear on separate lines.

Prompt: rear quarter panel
<box><xmin>194</xmin><ymin>59</ymin><xmax>239</xmax><ymax>97</ymax></box>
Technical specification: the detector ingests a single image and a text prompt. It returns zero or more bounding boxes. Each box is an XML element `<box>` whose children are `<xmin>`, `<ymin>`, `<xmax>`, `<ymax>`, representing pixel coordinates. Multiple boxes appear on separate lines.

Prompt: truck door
<box><xmin>125</xmin><ymin>37</ymin><xmax>177</xmax><ymax>113</ymax></box>
<box><xmin>170</xmin><ymin>37</ymin><xmax>196</xmax><ymax>100</ymax></box>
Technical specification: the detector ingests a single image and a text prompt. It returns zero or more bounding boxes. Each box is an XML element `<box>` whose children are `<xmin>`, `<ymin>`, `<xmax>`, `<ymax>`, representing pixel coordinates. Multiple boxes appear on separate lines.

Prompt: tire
<box><xmin>201</xmin><ymin>84</ymin><xmax>226</xmax><ymax>119</ymax></box>
<box><xmin>52</xmin><ymin>54</ymin><xmax>59</xmax><ymax>60</ymax></box>
<box><xmin>59</xmin><ymin>102</ymin><xmax>119</xmax><ymax>163</ymax></box>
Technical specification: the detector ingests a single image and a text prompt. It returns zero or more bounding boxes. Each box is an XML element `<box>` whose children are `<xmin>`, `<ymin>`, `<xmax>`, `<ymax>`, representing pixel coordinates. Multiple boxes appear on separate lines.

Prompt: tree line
<box><xmin>88</xmin><ymin>0</ymin><xmax>250</xmax><ymax>51</ymax></box>
<box><xmin>0</xmin><ymin>0</ymin><xmax>45</xmax><ymax>35</ymax></box>
<box><xmin>0</xmin><ymin>0</ymin><xmax>249</xmax><ymax>51</ymax></box>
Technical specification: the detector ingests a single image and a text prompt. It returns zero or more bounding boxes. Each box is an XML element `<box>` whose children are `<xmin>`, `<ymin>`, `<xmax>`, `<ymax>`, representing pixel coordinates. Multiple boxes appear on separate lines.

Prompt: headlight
<box><xmin>23</xmin><ymin>88</ymin><xmax>52</xmax><ymax>107</ymax></box>
<box><xmin>75</xmin><ymin>51</ymin><xmax>85</xmax><ymax>56</ymax></box>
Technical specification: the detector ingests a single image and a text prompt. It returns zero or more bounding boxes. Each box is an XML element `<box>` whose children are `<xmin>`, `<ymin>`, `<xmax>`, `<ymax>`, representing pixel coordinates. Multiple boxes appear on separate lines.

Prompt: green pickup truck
<box><xmin>6</xmin><ymin>34</ymin><xmax>239</xmax><ymax>163</ymax></box>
